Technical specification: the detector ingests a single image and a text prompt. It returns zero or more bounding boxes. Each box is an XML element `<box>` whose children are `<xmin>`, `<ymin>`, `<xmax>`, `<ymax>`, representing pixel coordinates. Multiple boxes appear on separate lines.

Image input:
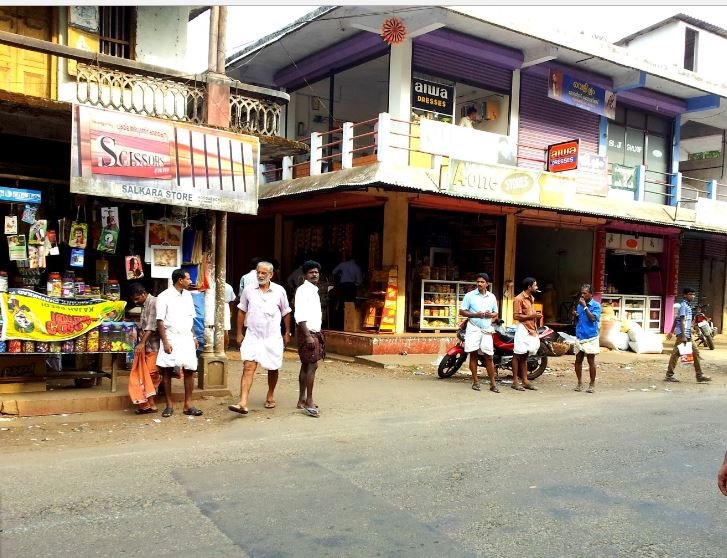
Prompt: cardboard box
<box><xmin>343</xmin><ymin>302</ymin><xmax>362</xmax><ymax>332</ymax></box>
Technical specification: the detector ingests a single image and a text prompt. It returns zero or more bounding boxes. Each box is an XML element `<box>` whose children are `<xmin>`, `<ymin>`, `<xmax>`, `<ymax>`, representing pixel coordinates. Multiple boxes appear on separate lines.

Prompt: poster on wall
<box><xmin>70</xmin><ymin>105</ymin><xmax>260</xmax><ymax>215</ymax></box>
<box><xmin>610</xmin><ymin>164</ymin><xmax>636</xmax><ymax>192</ymax></box>
<box><xmin>126</xmin><ymin>256</ymin><xmax>144</xmax><ymax>280</ymax></box>
<box><xmin>548</xmin><ymin>69</ymin><xmax>616</xmax><ymax>120</ymax></box>
<box><xmin>150</xmin><ymin>245</ymin><xmax>181</xmax><ymax>279</ymax></box>
<box><xmin>144</xmin><ymin>220</ymin><xmax>182</xmax><ymax>262</ymax></box>
<box><xmin>8</xmin><ymin>235</ymin><xmax>26</xmax><ymax>261</ymax></box>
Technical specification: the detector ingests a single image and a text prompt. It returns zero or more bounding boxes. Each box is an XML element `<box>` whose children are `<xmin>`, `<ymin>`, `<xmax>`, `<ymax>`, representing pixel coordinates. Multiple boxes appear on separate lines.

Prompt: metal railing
<box><xmin>229</xmin><ymin>92</ymin><xmax>284</xmax><ymax>137</ymax></box>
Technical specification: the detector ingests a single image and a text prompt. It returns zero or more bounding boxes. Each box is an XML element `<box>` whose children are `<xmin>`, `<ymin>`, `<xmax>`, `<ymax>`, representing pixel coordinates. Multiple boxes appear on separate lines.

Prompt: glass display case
<box><xmin>600</xmin><ymin>294</ymin><xmax>662</xmax><ymax>332</ymax></box>
<box><xmin>420</xmin><ymin>280</ymin><xmax>477</xmax><ymax>331</ymax></box>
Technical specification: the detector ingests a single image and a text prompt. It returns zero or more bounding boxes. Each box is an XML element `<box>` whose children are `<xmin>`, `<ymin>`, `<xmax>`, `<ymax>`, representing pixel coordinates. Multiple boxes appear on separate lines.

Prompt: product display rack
<box><xmin>600</xmin><ymin>294</ymin><xmax>663</xmax><ymax>332</ymax></box>
<box><xmin>419</xmin><ymin>280</ymin><xmax>476</xmax><ymax>330</ymax></box>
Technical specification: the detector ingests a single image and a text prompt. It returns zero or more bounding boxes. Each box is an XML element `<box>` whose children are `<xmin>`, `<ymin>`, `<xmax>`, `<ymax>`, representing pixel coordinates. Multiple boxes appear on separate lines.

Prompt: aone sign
<box><xmin>411</xmin><ymin>77</ymin><xmax>454</xmax><ymax>117</ymax></box>
<box><xmin>70</xmin><ymin>105</ymin><xmax>260</xmax><ymax>214</ymax></box>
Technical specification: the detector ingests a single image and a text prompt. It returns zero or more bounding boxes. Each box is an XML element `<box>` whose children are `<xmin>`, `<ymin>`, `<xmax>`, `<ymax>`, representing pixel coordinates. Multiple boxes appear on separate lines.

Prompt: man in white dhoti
<box><xmin>229</xmin><ymin>261</ymin><xmax>292</xmax><ymax>415</ymax></box>
<box><xmin>156</xmin><ymin>269</ymin><xmax>201</xmax><ymax>418</ymax></box>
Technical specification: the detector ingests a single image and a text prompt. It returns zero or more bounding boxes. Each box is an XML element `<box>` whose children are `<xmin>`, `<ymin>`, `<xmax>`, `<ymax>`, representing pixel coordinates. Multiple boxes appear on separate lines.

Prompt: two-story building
<box><xmin>0</xmin><ymin>6</ymin><xmax>305</xmax><ymax>399</ymax></box>
<box><xmin>226</xmin><ymin>6</ymin><xmax>727</xmax><ymax>355</ymax></box>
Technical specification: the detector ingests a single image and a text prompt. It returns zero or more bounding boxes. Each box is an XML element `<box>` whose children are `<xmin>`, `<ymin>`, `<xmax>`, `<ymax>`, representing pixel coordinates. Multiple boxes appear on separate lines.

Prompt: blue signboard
<box><xmin>0</xmin><ymin>186</ymin><xmax>41</xmax><ymax>204</ymax></box>
<box><xmin>548</xmin><ymin>70</ymin><xmax>616</xmax><ymax>120</ymax></box>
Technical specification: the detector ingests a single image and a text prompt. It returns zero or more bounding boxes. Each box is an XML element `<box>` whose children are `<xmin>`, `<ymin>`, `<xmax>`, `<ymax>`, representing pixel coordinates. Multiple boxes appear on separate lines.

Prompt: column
<box><xmin>502</xmin><ymin>214</ymin><xmax>517</xmax><ymax>327</ymax></box>
<box><xmin>381</xmin><ymin>192</ymin><xmax>409</xmax><ymax>333</ymax></box>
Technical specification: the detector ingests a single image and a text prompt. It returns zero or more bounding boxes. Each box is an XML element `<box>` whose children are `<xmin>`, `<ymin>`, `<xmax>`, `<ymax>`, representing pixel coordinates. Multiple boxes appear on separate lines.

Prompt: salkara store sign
<box><xmin>445</xmin><ymin>160</ymin><xmax>576</xmax><ymax>207</ymax></box>
<box><xmin>70</xmin><ymin>105</ymin><xmax>260</xmax><ymax>214</ymax></box>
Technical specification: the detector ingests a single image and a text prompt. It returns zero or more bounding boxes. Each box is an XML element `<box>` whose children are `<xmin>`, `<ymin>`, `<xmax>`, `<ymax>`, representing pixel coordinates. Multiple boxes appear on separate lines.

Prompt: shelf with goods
<box><xmin>599</xmin><ymin>294</ymin><xmax>662</xmax><ymax>332</ymax></box>
<box><xmin>419</xmin><ymin>280</ymin><xmax>476</xmax><ymax>330</ymax></box>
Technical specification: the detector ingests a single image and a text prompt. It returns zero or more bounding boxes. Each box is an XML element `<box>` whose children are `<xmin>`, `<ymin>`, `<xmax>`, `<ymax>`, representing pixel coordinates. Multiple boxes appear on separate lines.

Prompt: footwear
<box><xmin>135</xmin><ymin>407</ymin><xmax>157</xmax><ymax>415</ymax></box>
<box><xmin>228</xmin><ymin>404</ymin><xmax>248</xmax><ymax>415</ymax></box>
<box><xmin>490</xmin><ymin>385</ymin><xmax>500</xmax><ymax>393</ymax></box>
<box><xmin>472</xmin><ymin>383</ymin><xmax>481</xmax><ymax>391</ymax></box>
<box><xmin>697</xmin><ymin>375</ymin><xmax>712</xmax><ymax>383</ymax></box>
<box><xmin>511</xmin><ymin>384</ymin><xmax>525</xmax><ymax>391</ymax></box>
<box><xmin>264</xmin><ymin>400</ymin><xmax>277</xmax><ymax>409</ymax></box>
<box><xmin>523</xmin><ymin>384</ymin><xmax>538</xmax><ymax>391</ymax></box>
<box><xmin>664</xmin><ymin>376</ymin><xmax>680</xmax><ymax>382</ymax></box>
<box><xmin>574</xmin><ymin>384</ymin><xmax>583</xmax><ymax>392</ymax></box>
<box><xmin>183</xmin><ymin>407</ymin><xmax>203</xmax><ymax>416</ymax></box>
<box><xmin>586</xmin><ymin>385</ymin><xmax>595</xmax><ymax>393</ymax></box>
<box><xmin>303</xmin><ymin>406</ymin><xmax>320</xmax><ymax>417</ymax></box>
<box><xmin>162</xmin><ymin>407</ymin><xmax>173</xmax><ymax>418</ymax></box>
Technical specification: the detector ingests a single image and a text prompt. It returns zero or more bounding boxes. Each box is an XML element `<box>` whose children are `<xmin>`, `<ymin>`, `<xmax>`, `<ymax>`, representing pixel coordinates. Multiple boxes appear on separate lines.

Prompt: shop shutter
<box><xmin>678</xmin><ymin>237</ymin><xmax>703</xmax><ymax>300</ymax></box>
<box><xmin>704</xmin><ymin>237</ymin><xmax>727</xmax><ymax>259</ymax></box>
<box><xmin>518</xmin><ymin>73</ymin><xmax>600</xmax><ymax>170</ymax></box>
<box><xmin>412</xmin><ymin>43</ymin><xmax>512</xmax><ymax>93</ymax></box>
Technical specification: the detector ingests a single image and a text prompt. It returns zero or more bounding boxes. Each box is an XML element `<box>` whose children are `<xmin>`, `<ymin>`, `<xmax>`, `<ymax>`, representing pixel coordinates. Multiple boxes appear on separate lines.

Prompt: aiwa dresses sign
<box><xmin>70</xmin><ymin>105</ymin><xmax>260</xmax><ymax>214</ymax></box>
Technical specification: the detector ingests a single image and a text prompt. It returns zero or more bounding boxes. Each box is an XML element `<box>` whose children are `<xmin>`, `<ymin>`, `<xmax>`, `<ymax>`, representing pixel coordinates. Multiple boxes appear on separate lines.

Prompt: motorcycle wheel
<box><xmin>526</xmin><ymin>356</ymin><xmax>548</xmax><ymax>381</ymax></box>
<box><xmin>705</xmin><ymin>334</ymin><xmax>715</xmax><ymax>351</ymax></box>
<box><xmin>438</xmin><ymin>353</ymin><xmax>467</xmax><ymax>378</ymax></box>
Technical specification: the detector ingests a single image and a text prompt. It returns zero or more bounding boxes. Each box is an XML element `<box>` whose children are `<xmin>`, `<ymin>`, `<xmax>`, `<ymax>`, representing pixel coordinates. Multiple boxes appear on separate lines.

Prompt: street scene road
<box><xmin>1</xmin><ymin>350</ymin><xmax>725</xmax><ymax>557</ymax></box>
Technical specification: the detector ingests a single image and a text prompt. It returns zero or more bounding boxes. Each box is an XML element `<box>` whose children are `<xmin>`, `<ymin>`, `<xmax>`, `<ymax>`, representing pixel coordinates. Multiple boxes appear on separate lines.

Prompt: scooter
<box><xmin>693</xmin><ymin>305</ymin><xmax>716</xmax><ymax>350</ymax></box>
<box><xmin>438</xmin><ymin>320</ymin><xmax>557</xmax><ymax>381</ymax></box>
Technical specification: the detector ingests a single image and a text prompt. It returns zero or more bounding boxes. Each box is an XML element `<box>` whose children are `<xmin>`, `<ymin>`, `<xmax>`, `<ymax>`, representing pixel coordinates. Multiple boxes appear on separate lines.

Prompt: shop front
<box><xmin>0</xmin><ymin>104</ymin><xmax>260</xmax><ymax>396</ymax></box>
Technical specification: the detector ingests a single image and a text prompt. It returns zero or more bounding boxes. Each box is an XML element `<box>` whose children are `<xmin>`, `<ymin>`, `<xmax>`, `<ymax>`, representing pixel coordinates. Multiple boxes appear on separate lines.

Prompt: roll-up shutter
<box><xmin>412</xmin><ymin>43</ymin><xmax>512</xmax><ymax>93</ymax></box>
<box><xmin>678</xmin><ymin>237</ymin><xmax>703</xmax><ymax>300</ymax></box>
<box><xmin>518</xmin><ymin>73</ymin><xmax>600</xmax><ymax>170</ymax></box>
<box><xmin>702</xmin><ymin>237</ymin><xmax>726</xmax><ymax>331</ymax></box>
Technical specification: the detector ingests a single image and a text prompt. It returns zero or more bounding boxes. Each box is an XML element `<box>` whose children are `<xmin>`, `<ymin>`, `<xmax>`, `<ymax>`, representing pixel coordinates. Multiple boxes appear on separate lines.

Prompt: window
<box><xmin>99</xmin><ymin>7</ymin><xmax>134</xmax><ymax>59</ymax></box>
<box><xmin>684</xmin><ymin>28</ymin><xmax>698</xmax><ymax>71</ymax></box>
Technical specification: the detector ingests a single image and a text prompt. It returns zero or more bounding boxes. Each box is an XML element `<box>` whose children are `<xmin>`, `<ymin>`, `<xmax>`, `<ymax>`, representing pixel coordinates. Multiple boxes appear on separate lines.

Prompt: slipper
<box><xmin>228</xmin><ymin>404</ymin><xmax>248</xmax><ymax>415</ymax></box>
<box><xmin>135</xmin><ymin>407</ymin><xmax>157</xmax><ymax>415</ymax></box>
<box><xmin>472</xmin><ymin>383</ymin><xmax>481</xmax><ymax>391</ymax></box>
<box><xmin>303</xmin><ymin>406</ymin><xmax>320</xmax><ymax>417</ymax></box>
<box><xmin>162</xmin><ymin>407</ymin><xmax>173</xmax><ymax>418</ymax></box>
<box><xmin>264</xmin><ymin>401</ymin><xmax>276</xmax><ymax>409</ymax></box>
<box><xmin>489</xmin><ymin>385</ymin><xmax>500</xmax><ymax>393</ymax></box>
<box><xmin>574</xmin><ymin>385</ymin><xmax>583</xmax><ymax>392</ymax></box>
<box><xmin>586</xmin><ymin>386</ymin><xmax>595</xmax><ymax>393</ymax></box>
<box><xmin>297</xmin><ymin>403</ymin><xmax>319</xmax><ymax>409</ymax></box>
<box><xmin>183</xmin><ymin>407</ymin><xmax>203</xmax><ymax>416</ymax></box>
<box><xmin>523</xmin><ymin>384</ymin><xmax>538</xmax><ymax>391</ymax></box>
<box><xmin>511</xmin><ymin>384</ymin><xmax>525</xmax><ymax>391</ymax></box>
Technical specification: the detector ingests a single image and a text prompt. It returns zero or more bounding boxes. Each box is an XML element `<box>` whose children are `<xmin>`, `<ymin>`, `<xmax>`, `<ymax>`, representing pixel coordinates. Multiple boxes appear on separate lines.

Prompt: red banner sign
<box><xmin>546</xmin><ymin>139</ymin><xmax>580</xmax><ymax>173</ymax></box>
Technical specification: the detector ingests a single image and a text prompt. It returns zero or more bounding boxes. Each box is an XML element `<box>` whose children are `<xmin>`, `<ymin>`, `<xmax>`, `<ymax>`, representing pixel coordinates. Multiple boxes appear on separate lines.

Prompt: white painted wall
<box><xmin>135</xmin><ymin>7</ymin><xmax>190</xmax><ymax>72</ymax></box>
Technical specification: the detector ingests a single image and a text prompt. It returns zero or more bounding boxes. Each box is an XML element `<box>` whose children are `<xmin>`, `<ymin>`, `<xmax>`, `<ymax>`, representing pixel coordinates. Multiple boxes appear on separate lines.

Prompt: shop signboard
<box><xmin>546</xmin><ymin>139</ymin><xmax>579</xmax><ymax>173</ymax></box>
<box><xmin>418</xmin><ymin>119</ymin><xmax>517</xmax><ymax>166</ymax></box>
<box><xmin>573</xmin><ymin>152</ymin><xmax>608</xmax><ymax>196</ymax></box>
<box><xmin>0</xmin><ymin>186</ymin><xmax>41</xmax><ymax>204</ymax></box>
<box><xmin>411</xmin><ymin>77</ymin><xmax>454</xmax><ymax>118</ymax></box>
<box><xmin>547</xmin><ymin>69</ymin><xmax>616</xmax><ymax>120</ymax></box>
<box><xmin>446</xmin><ymin>160</ymin><xmax>576</xmax><ymax>208</ymax></box>
<box><xmin>593</xmin><ymin>229</ymin><xmax>607</xmax><ymax>294</ymax></box>
<box><xmin>70</xmin><ymin>105</ymin><xmax>259</xmax><ymax>215</ymax></box>
<box><xmin>610</xmin><ymin>163</ymin><xmax>636</xmax><ymax>192</ymax></box>
<box><xmin>0</xmin><ymin>289</ymin><xmax>126</xmax><ymax>341</ymax></box>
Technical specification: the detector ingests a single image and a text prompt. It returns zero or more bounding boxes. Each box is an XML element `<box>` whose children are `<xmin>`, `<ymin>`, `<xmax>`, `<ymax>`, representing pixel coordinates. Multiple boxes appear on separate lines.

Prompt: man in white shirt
<box><xmin>294</xmin><ymin>260</ymin><xmax>325</xmax><ymax>417</ymax></box>
<box><xmin>156</xmin><ymin>269</ymin><xmax>202</xmax><ymax>418</ymax></box>
<box><xmin>459</xmin><ymin>273</ymin><xmax>499</xmax><ymax>393</ymax></box>
<box><xmin>223</xmin><ymin>282</ymin><xmax>236</xmax><ymax>349</ymax></box>
<box><xmin>458</xmin><ymin>106</ymin><xmax>478</xmax><ymax>128</ymax></box>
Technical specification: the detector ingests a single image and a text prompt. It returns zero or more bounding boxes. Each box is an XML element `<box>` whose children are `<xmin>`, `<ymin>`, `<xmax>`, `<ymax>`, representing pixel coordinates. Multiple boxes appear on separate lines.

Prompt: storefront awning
<box><xmin>260</xmin><ymin>162</ymin><xmax>727</xmax><ymax>236</ymax></box>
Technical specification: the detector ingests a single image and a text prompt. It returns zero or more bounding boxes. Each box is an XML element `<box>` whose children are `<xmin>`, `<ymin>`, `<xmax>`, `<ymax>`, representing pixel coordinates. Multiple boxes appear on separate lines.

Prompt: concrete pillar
<box><xmin>510</xmin><ymin>69</ymin><xmax>520</xmax><ymax>145</ymax></box>
<box><xmin>387</xmin><ymin>40</ymin><xmax>412</xmax><ymax>120</ymax></box>
<box><xmin>214</xmin><ymin>211</ymin><xmax>227</xmax><ymax>356</ymax></box>
<box><xmin>341</xmin><ymin>122</ymin><xmax>354</xmax><ymax>169</ymax></box>
<box><xmin>381</xmin><ymin>192</ymin><xmax>409</xmax><ymax>333</ymax></box>
<box><xmin>502</xmin><ymin>214</ymin><xmax>517</xmax><ymax>327</ymax></box>
<box><xmin>203</xmin><ymin>211</ymin><xmax>216</xmax><ymax>356</ymax></box>
<box><xmin>634</xmin><ymin>164</ymin><xmax>646</xmax><ymax>202</ymax></box>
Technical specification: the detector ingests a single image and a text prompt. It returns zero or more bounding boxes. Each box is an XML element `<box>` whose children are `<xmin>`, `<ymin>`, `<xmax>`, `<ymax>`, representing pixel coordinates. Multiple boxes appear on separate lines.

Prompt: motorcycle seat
<box><xmin>497</xmin><ymin>333</ymin><xmax>515</xmax><ymax>344</ymax></box>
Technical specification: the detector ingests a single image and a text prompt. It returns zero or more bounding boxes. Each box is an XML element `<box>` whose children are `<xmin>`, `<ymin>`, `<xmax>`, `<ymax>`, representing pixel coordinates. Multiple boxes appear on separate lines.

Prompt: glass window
<box><xmin>614</xmin><ymin>105</ymin><xmax>626</xmax><ymax>124</ymax></box>
<box><xmin>624</xmin><ymin>128</ymin><xmax>645</xmax><ymax>168</ymax></box>
<box><xmin>646</xmin><ymin>135</ymin><xmax>667</xmax><ymax>172</ymax></box>
<box><xmin>607</xmin><ymin>123</ymin><xmax>625</xmax><ymax>166</ymax></box>
<box><xmin>647</xmin><ymin>115</ymin><xmax>670</xmax><ymax>135</ymax></box>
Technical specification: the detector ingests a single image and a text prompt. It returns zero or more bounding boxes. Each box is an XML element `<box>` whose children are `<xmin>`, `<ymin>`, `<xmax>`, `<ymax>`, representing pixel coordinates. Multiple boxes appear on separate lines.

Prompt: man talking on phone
<box><xmin>572</xmin><ymin>284</ymin><xmax>601</xmax><ymax>393</ymax></box>
<box><xmin>459</xmin><ymin>273</ymin><xmax>499</xmax><ymax>393</ymax></box>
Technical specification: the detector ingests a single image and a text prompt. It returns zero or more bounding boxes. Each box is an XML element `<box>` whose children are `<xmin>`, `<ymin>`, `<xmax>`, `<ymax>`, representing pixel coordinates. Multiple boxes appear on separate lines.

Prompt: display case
<box><xmin>420</xmin><ymin>280</ymin><xmax>476</xmax><ymax>330</ymax></box>
<box><xmin>600</xmin><ymin>294</ymin><xmax>662</xmax><ymax>332</ymax></box>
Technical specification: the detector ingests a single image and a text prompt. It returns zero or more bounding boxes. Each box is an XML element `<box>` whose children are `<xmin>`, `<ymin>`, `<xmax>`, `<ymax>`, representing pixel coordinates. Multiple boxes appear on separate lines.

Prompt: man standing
<box><xmin>229</xmin><ymin>261</ymin><xmax>292</xmax><ymax>415</ymax></box>
<box><xmin>458</xmin><ymin>106</ymin><xmax>478</xmax><ymax>128</ymax></box>
<box><xmin>295</xmin><ymin>260</ymin><xmax>325</xmax><ymax>417</ymax></box>
<box><xmin>459</xmin><ymin>273</ymin><xmax>499</xmax><ymax>393</ymax></box>
<box><xmin>665</xmin><ymin>287</ymin><xmax>711</xmax><ymax>383</ymax></box>
<box><xmin>512</xmin><ymin>277</ymin><xmax>541</xmax><ymax>391</ymax></box>
<box><xmin>156</xmin><ymin>269</ymin><xmax>202</xmax><ymax>418</ymax></box>
<box><xmin>223</xmin><ymin>281</ymin><xmax>236</xmax><ymax>349</ymax></box>
<box><xmin>129</xmin><ymin>283</ymin><xmax>160</xmax><ymax>414</ymax></box>
<box><xmin>718</xmin><ymin>450</ymin><xmax>727</xmax><ymax>496</ymax></box>
<box><xmin>572</xmin><ymin>284</ymin><xmax>601</xmax><ymax>393</ymax></box>
<box><xmin>332</xmin><ymin>251</ymin><xmax>363</xmax><ymax>328</ymax></box>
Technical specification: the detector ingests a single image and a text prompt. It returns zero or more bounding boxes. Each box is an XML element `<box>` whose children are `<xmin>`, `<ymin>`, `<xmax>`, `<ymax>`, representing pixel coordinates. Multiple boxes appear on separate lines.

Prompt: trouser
<box><xmin>666</xmin><ymin>338</ymin><xmax>702</xmax><ymax>376</ymax></box>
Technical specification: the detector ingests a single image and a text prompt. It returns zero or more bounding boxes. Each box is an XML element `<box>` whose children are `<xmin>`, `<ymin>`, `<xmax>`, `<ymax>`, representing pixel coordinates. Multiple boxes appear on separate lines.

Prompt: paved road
<box><xmin>1</xmin><ymin>385</ymin><xmax>725</xmax><ymax>557</ymax></box>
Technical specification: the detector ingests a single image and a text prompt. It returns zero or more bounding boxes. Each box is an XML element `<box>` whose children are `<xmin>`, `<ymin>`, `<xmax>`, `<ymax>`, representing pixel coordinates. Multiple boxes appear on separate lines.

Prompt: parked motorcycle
<box><xmin>438</xmin><ymin>320</ymin><xmax>557</xmax><ymax>381</ymax></box>
<box><xmin>693</xmin><ymin>304</ymin><xmax>716</xmax><ymax>350</ymax></box>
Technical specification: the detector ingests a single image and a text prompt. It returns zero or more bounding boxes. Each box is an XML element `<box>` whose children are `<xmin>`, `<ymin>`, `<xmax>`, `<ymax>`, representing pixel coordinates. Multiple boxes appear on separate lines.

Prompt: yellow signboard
<box><xmin>1</xmin><ymin>289</ymin><xmax>126</xmax><ymax>341</ymax></box>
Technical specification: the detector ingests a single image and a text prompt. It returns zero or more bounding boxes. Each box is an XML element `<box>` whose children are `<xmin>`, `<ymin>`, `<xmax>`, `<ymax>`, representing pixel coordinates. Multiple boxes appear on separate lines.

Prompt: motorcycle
<box><xmin>438</xmin><ymin>320</ymin><xmax>557</xmax><ymax>381</ymax></box>
<box><xmin>693</xmin><ymin>305</ymin><xmax>716</xmax><ymax>350</ymax></box>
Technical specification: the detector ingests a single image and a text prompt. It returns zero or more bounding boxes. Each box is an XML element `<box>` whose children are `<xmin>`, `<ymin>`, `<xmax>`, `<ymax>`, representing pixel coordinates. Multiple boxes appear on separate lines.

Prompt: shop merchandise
<box><xmin>21</xmin><ymin>204</ymin><xmax>38</xmax><ymax>224</ymax></box>
<box><xmin>4</xmin><ymin>215</ymin><xmax>17</xmax><ymax>234</ymax></box>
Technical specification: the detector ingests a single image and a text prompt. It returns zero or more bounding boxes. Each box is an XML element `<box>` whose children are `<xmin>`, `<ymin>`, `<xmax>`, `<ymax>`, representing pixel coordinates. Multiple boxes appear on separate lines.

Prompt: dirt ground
<box><xmin>1</xmin><ymin>345</ymin><xmax>725</xmax><ymax>452</ymax></box>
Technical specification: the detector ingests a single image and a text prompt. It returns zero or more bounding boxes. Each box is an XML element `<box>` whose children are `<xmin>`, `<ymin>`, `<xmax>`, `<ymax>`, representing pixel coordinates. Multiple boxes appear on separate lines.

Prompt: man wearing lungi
<box><xmin>294</xmin><ymin>260</ymin><xmax>325</xmax><ymax>417</ymax></box>
<box><xmin>156</xmin><ymin>269</ymin><xmax>202</xmax><ymax>418</ymax></box>
<box><xmin>229</xmin><ymin>261</ymin><xmax>292</xmax><ymax>415</ymax></box>
<box><xmin>512</xmin><ymin>277</ymin><xmax>541</xmax><ymax>391</ymax></box>
<box><xmin>129</xmin><ymin>283</ymin><xmax>160</xmax><ymax>414</ymax></box>
<box><xmin>573</xmin><ymin>284</ymin><xmax>601</xmax><ymax>393</ymax></box>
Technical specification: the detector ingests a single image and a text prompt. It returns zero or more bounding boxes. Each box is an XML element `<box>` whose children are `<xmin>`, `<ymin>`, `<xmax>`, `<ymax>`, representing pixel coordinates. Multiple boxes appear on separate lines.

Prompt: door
<box><xmin>700</xmin><ymin>239</ymin><xmax>726</xmax><ymax>332</ymax></box>
<box><xmin>0</xmin><ymin>7</ymin><xmax>53</xmax><ymax>98</ymax></box>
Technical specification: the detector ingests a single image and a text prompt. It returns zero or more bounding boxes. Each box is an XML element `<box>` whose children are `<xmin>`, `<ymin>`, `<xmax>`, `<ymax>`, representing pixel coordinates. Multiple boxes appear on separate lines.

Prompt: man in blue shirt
<box><xmin>572</xmin><ymin>284</ymin><xmax>601</xmax><ymax>393</ymax></box>
<box><xmin>665</xmin><ymin>287</ymin><xmax>711</xmax><ymax>383</ymax></box>
<box><xmin>459</xmin><ymin>273</ymin><xmax>499</xmax><ymax>393</ymax></box>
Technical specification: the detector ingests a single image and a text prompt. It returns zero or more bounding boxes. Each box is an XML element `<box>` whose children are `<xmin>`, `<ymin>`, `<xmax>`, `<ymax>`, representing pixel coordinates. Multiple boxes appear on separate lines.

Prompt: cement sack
<box><xmin>599</xmin><ymin>320</ymin><xmax>623</xmax><ymax>350</ymax></box>
<box><xmin>626</xmin><ymin>321</ymin><xmax>644</xmax><ymax>341</ymax></box>
<box><xmin>628</xmin><ymin>334</ymin><xmax>663</xmax><ymax>354</ymax></box>
<box><xmin>614</xmin><ymin>331</ymin><xmax>631</xmax><ymax>351</ymax></box>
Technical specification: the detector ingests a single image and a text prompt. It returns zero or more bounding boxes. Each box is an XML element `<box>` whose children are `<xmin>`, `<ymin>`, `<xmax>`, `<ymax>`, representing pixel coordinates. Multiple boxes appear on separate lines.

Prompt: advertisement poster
<box><xmin>610</xmin><ymin>163</ymin><xmax>636</xmax><ymax>192</ymax></box>
<box><xmin>150</xmin><ymin>245</ymin><xmax>181</xmax><ymax>279</ymax></box>
<box><xmin>101</xmin><ymin>207</ymin><xmax>119</xmax><ymax>230</ymax></box>
<box><xmin>546</xmin><ymin>139</ymin><xmax>580</xmax><ymax>173</ymax></box>
<box><xmin>28</xmin><ymin>219</ymin><xmax>47</xmax><ymax>245</ymax></box>
<box><xmin>69</xmin><ymin>222</ymin><xmax>88</xmax><ymax>248</ymax></box>
<box><xmin>419</xmin><ymin>119</ymin><xmax>517</xmax><ymax>166</ymax></box>
<box><xmin>70</xmin><ymin>105</ymin><xmax>260</xmax><ymax>215</ymax></box>
<box><xmin>4</xmin><ymin>215</ymin><xmax>17</xmax><ymax>234</ymax></box>
<box><xmin>7</xmin><ymin>234</ymin><xmax>26</xmax><ymax>261</ymax></box>
<box><xmin>0</xmin><ymin>289</ymin><xmax>126</xmax><ymax>341</ymax></box>
<box><xmin>411</xmin><ymin>77</ymin><xmax>455</xmax><ymax>123</ymax></box>
<box><xmin>548</xmin><ymin>69</ymin><xmax>616</xmax><ymax>120</ymax></box>
<box><xmin>126</xmin><ymin>255</ymin><xmax>144</xmax><ymax>280</ymax></box>
<box><xmin>97</xmin><ymin>228</ymin><xmax>119</xmax><ymax>253</ymax></box>
<box><xmin>574</xmin><ymin>152</ymin><xmax>609</xmax><ymax>196</ymax></box>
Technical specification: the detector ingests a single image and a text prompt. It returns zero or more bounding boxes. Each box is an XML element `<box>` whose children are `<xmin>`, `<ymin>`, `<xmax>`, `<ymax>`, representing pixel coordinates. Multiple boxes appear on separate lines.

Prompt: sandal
<box><xmin>183</xmin><ymin>407</ymin><xmax>203</xmax><ymax>416</ymax></box>
<box><xmin>135</xmin><ymin>407</ymin><xmax>157</xmax><ymax>415</ymax></box>
<box><xmin>489</xmin><ymin>385</ymin><xmax>500</xmax><ymax>393</ymax></box>
<box><xmin>523</xmin><ymin>384</ymin><xmax>538</xmax><ymax>391</ymax></box>
<box><xmin>574</xmin><ymin>384</ymin><xmax>583</xmax><ymax>392</ymax></box>
<box><xmin>585</xmin><ymin>386</ymin><xmax>595</xmax><ymax>393</ymax></box>
<box><xmin>511</xmin><ymin>384</ymin><xmax>525</xmax><ymax>391</ymax></box>
<box><xmin>162</xmin><ymin>407</ymin><xmax>173</xmax><ymax>418</ymax></box>
<box><xmin>472</xmin><ymin>383</ymin><xmax>481</xmax><ymax>391</ymax></box>
<box><xmin>303</xmin><ymin>406</ymin><xmax>320</xmax><ymax>417</ymax></box>
<box><xmin>228</xmin><ymin>404</ymin><xmax>248</xmax><ymax>415</ymax></box>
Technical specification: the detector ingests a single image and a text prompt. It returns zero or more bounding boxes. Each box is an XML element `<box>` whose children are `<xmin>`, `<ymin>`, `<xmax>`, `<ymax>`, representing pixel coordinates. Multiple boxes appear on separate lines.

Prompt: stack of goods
<box><xmin>599</xmin><ymin>303</ymin><xmax>629</xmax><ymax>351</ymax></box>
<box><xmin>624</xmin><ymin>321</ymin><xmax>663</xmax><ymax>354</ymax></box>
